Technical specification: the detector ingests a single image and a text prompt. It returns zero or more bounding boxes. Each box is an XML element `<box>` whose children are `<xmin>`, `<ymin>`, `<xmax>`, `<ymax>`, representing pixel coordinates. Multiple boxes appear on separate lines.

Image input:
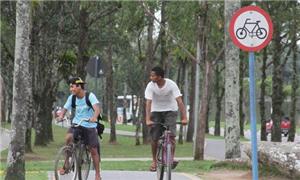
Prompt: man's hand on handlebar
<box><xmin>181</xmin><ymin>118</ymin><xmax>188</xmax><ymax>126</ymax></box>
<box><xmin>90</xmin><ymin>116</ymin><xmax>97</xmax><ymax>123</ymax></box>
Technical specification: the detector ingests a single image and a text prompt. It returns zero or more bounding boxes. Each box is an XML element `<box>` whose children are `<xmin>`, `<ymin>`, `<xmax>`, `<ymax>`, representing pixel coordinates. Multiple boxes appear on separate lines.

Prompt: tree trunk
<box><xmin>239</xmin><ymin>54</ymin><xmax>245</xmax><ymax>137</ymax></box>
<box><xmin>224</xmin><ymin>0</ymin><xmax>241</xmax><ymax>159</ymax></box>
<box><xmin>260</xmin><ymin>48</ymin><xmax>268</xmax><ymax>141</ymax></box>
<box><xmin>107</xmin><ymin>14</ymin><xmax>117</xmax><ymax>144</ymax></box>
<box><xmin>142</xmin><ymin>3</ymin><xmax>155</xmax><ymax>144</ymax></box>
<box><xmin>131</xmin><ymin>95</ymin><xmax>143</xmax><ymax>146</ymax></box>
<box><xmin>176</xmin><ymin>63</ymin><xmax>183</xmax><ymax>144</ymax></box>
<box><xmin>271</xmin><ymin>23</ymin><xmax>283</xmax><ymax>142</ymax></box>
<box><xmin>205</xmin><ymin>94</ymin><xmax>211</xmax><ymax>134</ymax></box>
<box><xmin>214</xmin><ymin>64</ymin><xmax>225</xmax><ymax>136</ymax></box>
<box><xmin>193</xmin><ymin>1</ymin><xmax>207</xmax><ymax>160</ymax></box>
<box><xmin>186</xmin><ymin>62</ymin><xmax>195</xmax><ymax>142</ymax></box>
<box><xmin>0</xmin><ymin>75</ymin><xmax>5</xmax><ymax>122</ymax></box>
<box><xmin>77</xmin><ymin>4</ymin><xmax>89</xmax><ymax>78</ymax></box>
<box><xmin>195</xmin><ymin>60</ymin><xmax>213</xmax><ymax>160</ymax></box>
<box><xmin>5</xmin><ymin>1</ymin><xmax>31</xmax><ymax>179</ymax></box>
<box><xmin>288</xmin><ymin>13</ymin><xmax>298</xmax><ymax>142</ymax></box>
<box><xmin>160</xmin><ymin>0</ymin><xmax>168</xmax><ymax>72</ymax></box>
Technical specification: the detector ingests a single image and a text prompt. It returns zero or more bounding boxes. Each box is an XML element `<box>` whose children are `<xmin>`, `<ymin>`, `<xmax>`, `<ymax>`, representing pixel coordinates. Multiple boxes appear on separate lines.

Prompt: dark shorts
<box><xmin>150</xmin><ymin>111</ymin><xmax>178</xmax><ymax>141</ymax></box>
<box><xmin>67</xmin><ymin>126</ymin><xmax>99</xmax><ymax>148</ymax></box>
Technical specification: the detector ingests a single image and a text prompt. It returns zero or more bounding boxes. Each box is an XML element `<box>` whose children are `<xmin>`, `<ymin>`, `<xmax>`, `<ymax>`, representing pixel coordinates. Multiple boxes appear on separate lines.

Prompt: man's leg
<box><xmin>59</xmin><ymin>132</ymin><xmax>73</xmax><ymax>175</ymax></box>
<box><xmin>170</xmin><ymin>136</ymin><xmax>178</xmax><ymax>169</ymax></box>
<box><xmin>165</xmin><ymin>111</ymin><xmax>178</xmax><ymax>169</ymax></box>
<box><xmin>151</xmin><ymin>140</ymin><xmax>158</xmax><ymax>170</ymax></box>
<box><xmin>86</xmin><ymin>127</ymin><xmax>101</xmax><ymax>180</ymax></box>
<box><xmin>90</xmin><ymin>147</ymin><xmax>101</xmax><ymax>180</ymax></box>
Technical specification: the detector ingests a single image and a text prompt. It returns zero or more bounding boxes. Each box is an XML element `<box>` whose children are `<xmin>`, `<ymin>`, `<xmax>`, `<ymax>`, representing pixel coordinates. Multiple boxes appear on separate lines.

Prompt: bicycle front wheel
<box><xmin>166</xmin><ymin>143</ymin><xmax>172</xmax><ymax>180</ymax></box>
<box><xmin>54</xmin><ymin>146</ymin><xmax>77</xmax><ymax>180</ymax></box>
<box><xmin>77</xmin><ymin>146</ymin><xmax>92</xmax><ymax>180</ymax></box>
<box><xmin>156</xmin><ymin>142</ymin><xmax>164</xmax><ymax>180</ymax></box>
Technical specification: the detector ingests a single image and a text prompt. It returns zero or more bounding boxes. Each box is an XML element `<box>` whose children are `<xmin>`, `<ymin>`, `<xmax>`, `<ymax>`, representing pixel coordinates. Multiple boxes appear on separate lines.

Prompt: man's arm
<box><xmin>145</xmin><ymin>99</ymin><xmax>153</xmax><ymax>126</ymax></box>
<box><xmin>91</xmin><ymin>104</ymin><xmax>101</xmax><ymax>122</ymax></box>
<box><xmin>176</xmin><ymin>96</ymin><xmax>188</xmax><ymax>125</ymax></box>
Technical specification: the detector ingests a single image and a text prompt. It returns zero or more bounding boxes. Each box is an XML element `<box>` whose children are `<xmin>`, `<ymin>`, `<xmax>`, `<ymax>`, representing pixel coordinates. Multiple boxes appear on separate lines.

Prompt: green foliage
<box><xmin>257</xmin><ymin>76</ymin><xmax>273</xmax><ymax>96</ymax></box>
<box><xmin>283</xmin><ymin>85</ymin><xmax>292</xmax><ymax>96</ymax></box>
<box><xmin>58</xmin><ymin>50</ymin><xmax>76</xmax><ymax>80</ymax></box>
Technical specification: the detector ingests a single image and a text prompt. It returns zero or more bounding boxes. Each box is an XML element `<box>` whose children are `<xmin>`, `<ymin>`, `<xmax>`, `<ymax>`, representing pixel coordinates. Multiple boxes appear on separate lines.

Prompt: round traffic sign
<box><xmin>229</xmin><ymin>6</ymin><xmax>273</xmax><ymax>52</ymax></box>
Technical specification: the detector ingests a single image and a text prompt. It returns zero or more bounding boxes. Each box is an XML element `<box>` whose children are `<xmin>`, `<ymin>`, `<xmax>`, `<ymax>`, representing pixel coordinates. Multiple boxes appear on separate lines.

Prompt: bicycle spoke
<box><xmin>54</xmin><ymin>146</ymin><xmax>77</xmax><ymax>180</ymax></box>
<box><xmin>156</xmin><ymin>142</ymin><xmax>164</xmax><ymax>180</ymax></box>
<box><xmin>78</xmin><ymin>146</ymin><xmax>91</xmax><ymax>180</ymax></box>
<box><xmin>166</xmin><ymin>144</ymin><xmax>172</xmax><ymax>180</ymax></box>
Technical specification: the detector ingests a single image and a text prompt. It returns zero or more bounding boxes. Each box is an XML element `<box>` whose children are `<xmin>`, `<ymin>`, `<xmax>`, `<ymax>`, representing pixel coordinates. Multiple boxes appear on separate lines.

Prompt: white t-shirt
<box><xmin>145</xmin><ymin>78</ymin><xmax>182</xmax><ymax>112</ymax></box>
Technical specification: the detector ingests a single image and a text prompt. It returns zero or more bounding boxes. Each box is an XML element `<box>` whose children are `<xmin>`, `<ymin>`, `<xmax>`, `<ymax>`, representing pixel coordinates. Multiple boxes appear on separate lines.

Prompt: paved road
<box><xmin>48</xmin><ymin>170</ymin><xmax>201</xmax><ymax>180</ymax></box>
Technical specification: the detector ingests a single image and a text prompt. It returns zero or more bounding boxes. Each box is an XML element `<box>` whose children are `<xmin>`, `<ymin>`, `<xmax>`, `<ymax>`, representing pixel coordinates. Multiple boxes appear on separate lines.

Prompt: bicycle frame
<box><xmin>156</xmin><ymin>122</ymin><xmax>182</xmax><ymax>180</ymax></box>
<box><xmin>54</xmin><ymin>119</ymin><xmax>92</xmax><ymax>180</ymax></box>
<box><xmin>243</xmin><ymin>19</ymin><xmax>260</xmax><ymax>32</ymax></box>
<box><xmin>160</xmin><ymin>130</ymin><xmax>173</xmax><ymax>166</ymax></box>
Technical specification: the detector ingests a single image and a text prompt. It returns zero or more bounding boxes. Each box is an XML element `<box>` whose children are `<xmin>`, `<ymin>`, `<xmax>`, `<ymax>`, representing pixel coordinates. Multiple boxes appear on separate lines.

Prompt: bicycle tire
<box><xmin>166</xmin><ymin>143</ymin><xmax>172</xmax><ymax>180</ymax></box>
<box><xmin>256</xmin><ymin>28</ymin><xmax>267</xmax><ymax>39</ymax></box>
<box><xmin>236</xmin><ymin>28</ymin><xmax>247</xmax><ymax>39</ymax></box>
<box><xmin>77</xmin><ymin>145</ymin><xmax>91</xmax><ymax>180</ymax></box>
<box><xmin>54</xmin><ymin>146</ymin><xmax>77</xmax><ymax>180</ymax></box>
<box><xmin>156</xmin><ymin>141</ymin><xmax>165</xmax><ymax>180</ymax></box>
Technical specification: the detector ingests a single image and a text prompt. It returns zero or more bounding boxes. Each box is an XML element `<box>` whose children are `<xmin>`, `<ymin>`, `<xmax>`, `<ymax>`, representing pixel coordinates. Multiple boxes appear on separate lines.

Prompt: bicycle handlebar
<box><xmin>56</xmin><ymin>117</ymin><xmax>67</xmax><ymax>123</ymax></box>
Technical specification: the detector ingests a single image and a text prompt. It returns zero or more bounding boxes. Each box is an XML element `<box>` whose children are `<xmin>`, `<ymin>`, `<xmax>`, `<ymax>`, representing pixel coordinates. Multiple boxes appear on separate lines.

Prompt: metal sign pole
<box><xmin>249</xmin><ymin>52</ymin><xmax>259</xmax><ymax>180</ymax></box>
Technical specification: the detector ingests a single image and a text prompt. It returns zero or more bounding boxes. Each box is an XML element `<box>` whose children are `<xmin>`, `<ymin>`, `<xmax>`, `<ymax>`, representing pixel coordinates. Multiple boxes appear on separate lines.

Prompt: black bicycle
<box><xmin>156</xmin><ymin>122</ymin><xmax>181</xmax><ymax>180</ymax></box>
<box><xmin>236</xmin><ymin>18</ymin><xmax>267</xmax><ymax>39</ymax></box>
<box><xmin>54</xmin><ymin>119</ymin><xmax>92</xmax><ymax>180</ymax></box>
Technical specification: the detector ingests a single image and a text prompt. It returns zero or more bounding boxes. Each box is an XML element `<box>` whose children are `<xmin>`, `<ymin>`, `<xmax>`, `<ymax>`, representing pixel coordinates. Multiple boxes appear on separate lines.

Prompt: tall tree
<box><xmin>224</xmin><ymin>0</ymin><xmax>241</xmax><ymax>159</ymax></box>
<box><xmin>186</xmin><ymin>63</ymin><xmax>195</xmax><ymax>142</ymax></box>
<box><xmin>269</xmin><ymin>2</ymin><xmax>290</xmax><ymax>142</ymax></box>
<box><xmin>160</xmin><ymin>0</ymin><xmax>168</xmax><ymax>73</ymax></box>
<box><xmin>194</xmin><ymin>1</ymin><xmax>208</xmax><ymax>160</ymax></box>
<box><xmin>107</xmin><ymin>12</ymin><xmax>117</xmax><ymax>144</ymax></box>
<box><xmin>288</xmin><ymin>3</ymin><xmax>299</xmax><ymax>142</ymax></box>
<box><xmin>1</xmin><ymin>1</ymin><xmax>16</xmax><ymax>124</ymax></box>
<box><xmin>259</xmin><ymin>48</ymin><xmax>268</xmax><ymax>141</ymax></box>
<box><xmin>5</xmin><ymin>0</ymin><xmax>31</xmax><ymax>179</ymax></box>
<box><xmin>214</xmin><ymin>64</ymin><xmax>225</xmax><ymax>136</ymax></box>
<box><xmin>239</xmin><ymin>53</ymin><xmax>246</xmax><ymax>137</ymax></box>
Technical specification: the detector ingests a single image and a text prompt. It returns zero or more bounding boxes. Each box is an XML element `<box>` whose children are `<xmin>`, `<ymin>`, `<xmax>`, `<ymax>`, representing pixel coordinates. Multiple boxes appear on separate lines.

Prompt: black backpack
<box><xmin>71</xmin><ymin>92</ymin><xmax>105</xmax><ymax>139</ymax></box>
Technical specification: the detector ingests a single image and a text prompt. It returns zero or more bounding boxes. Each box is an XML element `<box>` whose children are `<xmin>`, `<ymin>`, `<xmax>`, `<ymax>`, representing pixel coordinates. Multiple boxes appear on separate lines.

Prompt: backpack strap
<box><xmin>85</xmin><ymin>92</ymin><xmax>93</xmax><ymax>110</ymax></box>
<box><xmin>71</xmin><ymin>95</ymin><xmax>76</xmax><ymax>109</ymax></box>
<box><xmin>70</xmin><ymin>95</ymin><xmax>77</xmax><ymax>124</ymax></box>
<box><xmin>85</xmin><ymin>92</ymin><xmax>102</xmax><ymax>121</ymax></box>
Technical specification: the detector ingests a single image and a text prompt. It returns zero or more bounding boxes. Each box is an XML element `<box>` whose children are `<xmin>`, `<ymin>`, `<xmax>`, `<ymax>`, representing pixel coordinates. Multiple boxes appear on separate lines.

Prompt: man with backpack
<box><xmin>58</xmin><ymin>77</ymin><xmax>102</xmax><ymax>180</ymax></box>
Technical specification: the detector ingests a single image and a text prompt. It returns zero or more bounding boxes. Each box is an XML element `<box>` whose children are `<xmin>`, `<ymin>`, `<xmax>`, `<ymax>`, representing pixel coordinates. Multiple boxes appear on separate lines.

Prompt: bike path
<box><xmin>48</xmin><ymin>170</ymin><xmax>201</xmax><ymax>180</ymax></box>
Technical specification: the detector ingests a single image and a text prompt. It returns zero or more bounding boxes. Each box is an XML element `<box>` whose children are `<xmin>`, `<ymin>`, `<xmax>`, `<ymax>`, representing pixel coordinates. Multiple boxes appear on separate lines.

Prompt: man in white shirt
<box><xmin>145</xmin><ymin>66</ymin><xmax>187</xmax><ymax>171</ymax></box>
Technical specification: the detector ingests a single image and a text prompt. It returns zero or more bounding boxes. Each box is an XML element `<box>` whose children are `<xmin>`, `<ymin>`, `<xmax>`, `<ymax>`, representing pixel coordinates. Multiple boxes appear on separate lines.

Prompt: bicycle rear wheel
<box><xmin>77</xmin><ymin>146</ymin><xmax>92</xmax><ymax>180</ymax></box>
<box><xmin>54</xmin><ymin>146</ymin><xmax>77</xmax><ymax>180</ymax></box>
<box><xmin>156</xmin><ymin>142</ymin><xmax>164</xmax><ymax>180</ymax></box>
<box><xmin>166</xmin><ymin>143</ymin><xmax>172</xmax><ymax>180</ymax></box>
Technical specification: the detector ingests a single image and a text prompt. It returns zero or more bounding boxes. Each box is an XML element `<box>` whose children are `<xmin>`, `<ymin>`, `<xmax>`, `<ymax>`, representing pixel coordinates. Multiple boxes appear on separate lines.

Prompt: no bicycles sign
<box><xmin>229</xmin><ymin>6</ymin><xmax>273</xmax><ymax>52</ymax></box>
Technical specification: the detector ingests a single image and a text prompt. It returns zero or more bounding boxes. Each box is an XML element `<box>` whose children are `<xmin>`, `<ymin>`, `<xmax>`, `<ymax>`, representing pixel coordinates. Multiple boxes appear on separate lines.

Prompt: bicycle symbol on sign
<box><xmin>236</xmin><ymin>18</ymin><xmax>267</xmax><ymax>39</ymax></box>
